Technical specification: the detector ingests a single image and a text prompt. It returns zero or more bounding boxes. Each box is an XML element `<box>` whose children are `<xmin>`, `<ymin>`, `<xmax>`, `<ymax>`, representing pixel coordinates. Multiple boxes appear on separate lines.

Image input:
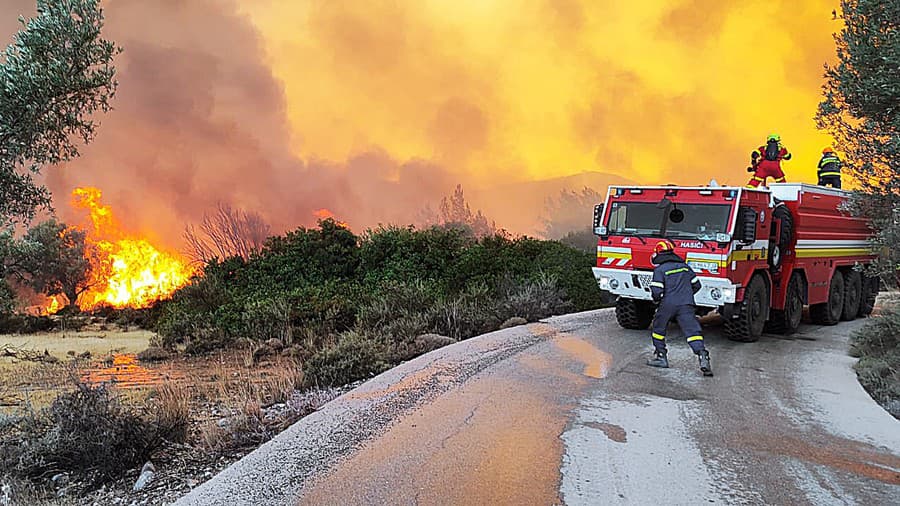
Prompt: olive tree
<box><xmin>816</xmin><ymin>0</ymin><xmax>900</xmax><ymax>279</ymax></box>
<box><xmin>18</xmin><ymin>219</ymin><xmax>93</xmax><ymax>307</ymax></box>
<box><xmin>0</xmin><ymin>0</ymin><xmax>119</xmax><ymax>225</ymax></box>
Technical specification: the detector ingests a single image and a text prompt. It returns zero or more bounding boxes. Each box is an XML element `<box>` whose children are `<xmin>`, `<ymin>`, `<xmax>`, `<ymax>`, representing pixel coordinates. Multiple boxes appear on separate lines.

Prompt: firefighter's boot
<box><xmin>646</xmin><ymin>350</ymin><xmax>669</xmax><ymax>368</ymax></box>
<box><xmin>698</xmin><ymin>350</ymin><xmax>713</xmax><ymax>377</ymax></box>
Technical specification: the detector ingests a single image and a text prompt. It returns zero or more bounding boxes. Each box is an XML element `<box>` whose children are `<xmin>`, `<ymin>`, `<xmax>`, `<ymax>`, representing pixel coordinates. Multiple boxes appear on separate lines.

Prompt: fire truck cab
<box><xmin>592</xmin><ymin>183</ymin><xmax>878</xmax><ymax>341</ymax></box>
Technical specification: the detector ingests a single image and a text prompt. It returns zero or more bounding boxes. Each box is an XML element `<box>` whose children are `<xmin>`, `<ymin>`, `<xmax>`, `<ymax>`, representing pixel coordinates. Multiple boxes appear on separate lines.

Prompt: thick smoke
<box><xmin>0</xmin><ymin>0</ymin><xmax>841</xmax><ymax>244</ymax></box>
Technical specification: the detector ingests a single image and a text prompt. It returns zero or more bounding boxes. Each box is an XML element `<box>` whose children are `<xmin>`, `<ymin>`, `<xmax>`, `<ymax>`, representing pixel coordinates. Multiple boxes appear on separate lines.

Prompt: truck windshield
<box><xmin>607</xmin><ymin>202</ymin><xmax>732</xmax><ymax>241</ymax></box>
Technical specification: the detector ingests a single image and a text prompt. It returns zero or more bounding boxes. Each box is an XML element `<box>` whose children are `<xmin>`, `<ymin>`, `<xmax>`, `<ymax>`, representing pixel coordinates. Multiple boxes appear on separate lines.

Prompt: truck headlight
<box><xmin>598</xmin><ymin>276</ymin><xmax>610</xmax><ymax>290</ymax></box>
<box><xmin>721</xmin><ymin>287</ymin><xmax>735</xmax><ymax>301</ymax></box>
<box><xmin>609</xmin><ymin>278</ymin><xmax>619</xmax><ymax>290</ymax></box>
<box><xmin>710</xmin><ymin>287</ymin><xmax>722</xmax><ymax>300</ymax></box>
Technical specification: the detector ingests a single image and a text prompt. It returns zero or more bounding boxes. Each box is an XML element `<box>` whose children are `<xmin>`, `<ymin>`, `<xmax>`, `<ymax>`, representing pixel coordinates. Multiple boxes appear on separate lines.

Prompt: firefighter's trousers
<box><xmin>747</xmin><ymin>160</ymin><xmax>786</xmax><ymax>188</ymax></box>
<box><xmin>651</xmin><ymin>304</ymin><xmax>705</xmax><ymax>354</ymax></box>
<box><xmin>818</xmin><ymin>175</ymin><xmax>841</xmax><ymax>188</ymax></box>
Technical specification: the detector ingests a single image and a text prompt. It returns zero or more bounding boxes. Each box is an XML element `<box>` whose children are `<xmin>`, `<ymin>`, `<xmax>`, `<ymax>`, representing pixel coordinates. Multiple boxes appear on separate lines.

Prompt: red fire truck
<box><xmin>592</xmin><ymin>183</ymin><xmax>878</xmax><ymax>341</ymax></box>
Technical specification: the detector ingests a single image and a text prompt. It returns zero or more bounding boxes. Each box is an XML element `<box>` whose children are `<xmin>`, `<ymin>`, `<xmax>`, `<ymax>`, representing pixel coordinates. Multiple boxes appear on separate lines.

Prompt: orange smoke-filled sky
<box><xmin>0</xmin><ymin>0</ymin><xmax>842</xmax><ymax>243</ymax></box>
<box><xmin>245</xmin><ymin>0</ymin><xmax>839</xmax><ymax>183</ymax></box>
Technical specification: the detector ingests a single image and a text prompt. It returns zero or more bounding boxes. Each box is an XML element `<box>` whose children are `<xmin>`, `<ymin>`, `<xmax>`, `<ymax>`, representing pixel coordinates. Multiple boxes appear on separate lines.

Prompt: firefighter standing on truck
<box><xmin>647</xmin><ymin>240</ymin><xmax>713</xmax><ymax>376</ymax></box>
<box><xmin>817</xmin><ymin>147</ymin><xmax>842</xmax><ymax>188</ymax></box>
<box><xmin>747</xmin><ymin>133</ymin><xmax>791</xmax><ymax>188</ymax></box>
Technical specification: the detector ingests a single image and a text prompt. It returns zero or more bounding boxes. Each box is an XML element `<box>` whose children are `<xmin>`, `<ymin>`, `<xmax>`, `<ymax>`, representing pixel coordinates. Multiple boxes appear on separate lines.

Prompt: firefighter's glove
<box><xmin>751</xmin><ymin>151</ymin><xmax>759</xmax><ymax>159</ymax></box>
<box><xmin>746</xmin><ymin>166</ymin><xmax>754</xmax><ymax>172</ymax></box>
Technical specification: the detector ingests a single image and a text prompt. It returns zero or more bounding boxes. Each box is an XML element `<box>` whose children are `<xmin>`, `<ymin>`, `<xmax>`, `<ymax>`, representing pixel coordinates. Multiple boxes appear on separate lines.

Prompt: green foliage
<box><xmin>0</xmin><ymin>383</ymin><xmax>171</xmax><ymax>485</ymax></box>
<box><xmin>496</xmin><ymin>273</ymin><xmax>572</xmax><ymax>322</ymax></box>
<box><xmin>0</xmin><ymin>312</ymin><xmax>55</xmax><ymax>334</ymax></box>
<box><xmin>450</xmin><ymin>235</ymin><xmax>604</xmax><ymax>311</ymax></box>
<box><xmin>817</xmin><ymin>1</ymin><xmax>900</xmax><ymax>278</ymax></box>
<box><xmin>358</xmin><ymin>225</ymin><xmax>471</xmax><ymax>286</ymax></box>
<box><xmin>17</xmin><ymin>219</ymin><xmax>93</xmax><ymax>306</ymax></box>
<box><xmin>156</xmin><ymin>221</ymin><xmax>609</xmax><ymax>381</ymax></box>
<box><xmin>302</xmin><ymin>331</ymin><xmax>390</xmax><ymax>388</ymax></box>
<box><xmin>0</xmin><ymin>0</ymin><xmax>120</xmax><ymax>225</ymax></box>
<box><xmin>242</xmin><ymin>295</ymin><xmax>292</xmax><ymax>343</ymax></box>
<box><xmin>850</xmin><ymin>303</ymin><xmax>900</xmax><ymax>418</ymax></box>
<box><xmin>0</xmin><ymin>278</ymin><xmax>14</xmax><ymax>314</ymax></box>
<box><xmin>258</xmin><ymin>219</ymin><xmax>359</xmax><ymax>288</ymax></box>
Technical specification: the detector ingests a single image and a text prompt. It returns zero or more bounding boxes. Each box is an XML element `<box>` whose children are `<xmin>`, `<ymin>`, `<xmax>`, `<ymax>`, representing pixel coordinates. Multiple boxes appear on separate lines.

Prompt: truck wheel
<box><xmin>724</xmin><ymin>274</ymin><xmax>768</xmax><ymax>342</ymax></box>
<box><xmin>766</xmin><ymin>272</ymin><xmax>803</xmax><ymax>335</ymax></box>
<box><xmin>858</xmin><ymin>275</ymin><xmax>878</xmax><ymax>317</ymax></box>
<box><xmin>769</xmin><ymin>203</ymin><xmax>794</xmax><ymax>269</ymax></box>
<box><xmin>841</xmin><ymin>270</ymin><xmax>862</xmax><ymax>321</ymax></box>
<box><xmin>615</xmin><ymin>298</ymin><xmax>654</xmax><ymax>330</ymax></box>
<box><xmin>810</xmin><ymin>270</ymin><xmax>844</xmax><ymax>325</ymax></box>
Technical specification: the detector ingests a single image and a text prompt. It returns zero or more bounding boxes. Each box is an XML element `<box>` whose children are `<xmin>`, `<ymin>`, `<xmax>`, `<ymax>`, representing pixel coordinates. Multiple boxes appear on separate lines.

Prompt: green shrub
<box><xmin>358</xmin><ymin>225</ymin><xmax>471</xmax><ymax>286</ymax></box>
<box><xmin>286</xmin><ymin>282</ymin><xmax>360</xmax><ymax>337</ymax></box>
<box><xmin>253</xmin><ymin>219</ymin><xmax>359</xmax><ymax>288</ymax></box>
<box><xmin>0</xmin><ymin>384</ymin><xmax>174</xmax><ymax>485</ymax></box>
<box><xmin>0</xmin><ymin>279</ymin><xmax>16</xmax><ymax>314</ymax></box>
<box><xmin>356</xmin><ymin>280</ymin><xmax>440</xmax><ymax>331</ymax></box>
<box><xmin>496</xmin><ymin>272</ymin><xmax>572</xmax><ymax>322</ymax></box>
<box><xmin>850</xmin><ymin>304</ymin><xmax>900</xmax><ymax>417</ymax></box>
<box><xmin>429</xmin><ymin>283</ymin><xmax>499</xmax><ymax>340</ymax></box>
<box><xmin>302</xmin><ymin>331</ymin><xmax>390</xmax><ymax>388</ymax></box>
<box><xmin>155</xmin><ymin>224</ymin><xmax>610</xmax><ymax>362</ymax></box>
<box><xmin>0</xmin><ymin>314</ymin><xmax>56</xmax><ymax>334</ymax></box>
<box><xmin>243</xmin><ymin>295</ymin><xmax>292</xmax><ymax>344</ymax></box>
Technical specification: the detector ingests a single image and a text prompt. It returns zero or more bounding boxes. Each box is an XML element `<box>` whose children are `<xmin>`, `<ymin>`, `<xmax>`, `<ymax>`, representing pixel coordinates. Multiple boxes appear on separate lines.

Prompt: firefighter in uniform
<box><xmin>747</xmin><ymin>133</ymin><xmax>791</xmax><ymax>188</ymax></box>
<box><xmin>647</xmin><ymin>240</ymin><xmax>713</xmax><ymax>376</ymax></box>
<box><xmin>817</xmin><ymin>147</ymin><xmax>842</xmax><ymax>188</ymax></box>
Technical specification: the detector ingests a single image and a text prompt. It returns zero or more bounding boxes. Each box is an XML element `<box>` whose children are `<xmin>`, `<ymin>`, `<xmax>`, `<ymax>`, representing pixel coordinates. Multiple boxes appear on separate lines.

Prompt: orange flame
<box><xmin>46</xmin><ymin>295</ymin><xmax>61</xmax><ymax>315</ymax></box>
<box><xmin>72</xmin><ymin>187</ymin><xmax>195</xmax><ymax>309</ymax></box>
<box><xmin>313</xmin><ymin>208</ymin><xmax>349</xmax><ymax>229</ymax></box>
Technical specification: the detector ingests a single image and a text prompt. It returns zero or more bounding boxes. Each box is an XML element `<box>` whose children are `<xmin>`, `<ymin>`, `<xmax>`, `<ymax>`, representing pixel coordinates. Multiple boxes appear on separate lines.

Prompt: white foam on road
<box><xmin>560</xmin><ymin>396</ymin><xmax>724</xmax><ymax>505</ymax></box>
<box><xmin>796</xmin><ymin>350</ymin><xmax>900</xmax><ymax>452</ymax></box>
<box><xmin>782</xmin><ymin>459</ymin><xmax>855</xmax><ymax>506</ymax></box>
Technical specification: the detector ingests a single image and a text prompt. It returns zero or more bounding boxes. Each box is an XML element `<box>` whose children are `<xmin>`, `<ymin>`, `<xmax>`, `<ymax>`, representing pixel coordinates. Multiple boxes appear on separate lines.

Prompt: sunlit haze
<box><xmin>1</xmin><ymin>0</ymin><xmax>842</xmax><ymax>243</ymax></box>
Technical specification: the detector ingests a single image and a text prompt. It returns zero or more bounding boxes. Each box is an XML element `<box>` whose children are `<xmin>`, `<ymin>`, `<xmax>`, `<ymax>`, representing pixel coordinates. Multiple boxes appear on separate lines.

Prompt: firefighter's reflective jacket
<box><xmin>817</xmin><ymin>153</ymin><xmax>842</xmax><ymax>177</ymax></box>
<box><xmin>649</xmin><ymin>251</ymin><xmax>702</xmax><ymax>307</ymax></box>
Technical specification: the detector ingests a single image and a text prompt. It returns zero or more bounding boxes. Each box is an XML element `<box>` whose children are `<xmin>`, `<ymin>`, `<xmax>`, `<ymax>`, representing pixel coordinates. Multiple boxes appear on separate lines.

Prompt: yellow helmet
<box><xmin>767</xmin><ymin>133</ymin><xmax>781</xmax><ymax>142</ymax></box>
<box><xmin>654</xmin><ymin>241</ymin><xmax>674</xmax><ymax>255</ymax></box>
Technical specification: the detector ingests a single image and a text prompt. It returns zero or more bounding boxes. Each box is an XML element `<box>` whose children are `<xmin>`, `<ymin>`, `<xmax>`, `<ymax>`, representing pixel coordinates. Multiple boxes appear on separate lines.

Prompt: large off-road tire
<box><xmin>810</xmin><ymin>270</ymin><xmax>844</xmax><ymax>325</ymax></box>
<box><xmin>841</xmin><ymin>270</ymin><xmax>862</xmax><ymax>321</ymax></box>
<box><xmin>858</xmin><ymin>274</ymin><xmax>879</xmax><ymax>317</ymax></box>
<box><xmin>724</xmin><ymin>274</ymin><xmax>768</xmax><ymax>342</ymax></box>
<box><xmin>615</xmin><ymin>298</ymin><xmax>655</xmax><ymax>330</ymax></box>
<box><xmin>766</xmin><ymin>272</ymin><xmax>803</xmax><ymax>335</ymax></box>
<box><xmin>769</xmin><ymin>203</ymin><xmax>794</xmax><ymax>270</ymax></box>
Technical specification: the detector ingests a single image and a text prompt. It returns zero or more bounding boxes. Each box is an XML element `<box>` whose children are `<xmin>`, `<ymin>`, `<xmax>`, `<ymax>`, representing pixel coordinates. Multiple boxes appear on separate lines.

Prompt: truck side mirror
<box><xmin>593</xmin><ymin>204</ymin><xmax>606</xmax><ymax>236</ymax></box>
<box><xmin>735</xmin><ymin>207</ymin><xmax>757</xmax><ymax>244</ymax></box>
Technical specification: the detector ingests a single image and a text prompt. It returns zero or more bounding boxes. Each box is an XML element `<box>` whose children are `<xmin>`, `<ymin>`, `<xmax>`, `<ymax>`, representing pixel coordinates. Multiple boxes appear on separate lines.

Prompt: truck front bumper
<box><xmin>592</xmin><ymin>267</ymin><xmax>739</xmax><ymax>308</ymax></box>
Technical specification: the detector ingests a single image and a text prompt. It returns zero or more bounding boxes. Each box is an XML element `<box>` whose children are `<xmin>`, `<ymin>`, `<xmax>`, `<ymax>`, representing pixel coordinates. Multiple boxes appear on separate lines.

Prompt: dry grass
<box><xmin>195</xmin><ymin>356</ymin><xmax>305</xmax><ymax>451</ymax></box>
<box><xmin>150</xmin><ymin>383</ymin><xmax>191</xmax><ymax>443</ymax></box>
<box><xmin>0</xmin><ymin>328</ymin><xmax>153</xmax><ymax>367</ymax></box>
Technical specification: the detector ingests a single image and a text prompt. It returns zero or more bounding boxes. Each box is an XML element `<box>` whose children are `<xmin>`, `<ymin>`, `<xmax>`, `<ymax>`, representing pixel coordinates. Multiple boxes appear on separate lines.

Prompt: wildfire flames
<box><xmin>313</xmin><ymin>208</ymin><xmax>349</xmax><ymax>229</ymax></box>
<box><xmin>72</xmin><ymin>187</ymin><xmax>194</xmax><ymax>309</ymax></box>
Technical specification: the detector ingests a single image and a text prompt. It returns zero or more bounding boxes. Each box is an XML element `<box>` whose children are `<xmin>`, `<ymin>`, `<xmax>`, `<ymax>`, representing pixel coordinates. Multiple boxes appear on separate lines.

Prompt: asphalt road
<box><xmin>178</xmin><ymin>309</ymin><xmax>900</xmax><ymax>505</ymax></box>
